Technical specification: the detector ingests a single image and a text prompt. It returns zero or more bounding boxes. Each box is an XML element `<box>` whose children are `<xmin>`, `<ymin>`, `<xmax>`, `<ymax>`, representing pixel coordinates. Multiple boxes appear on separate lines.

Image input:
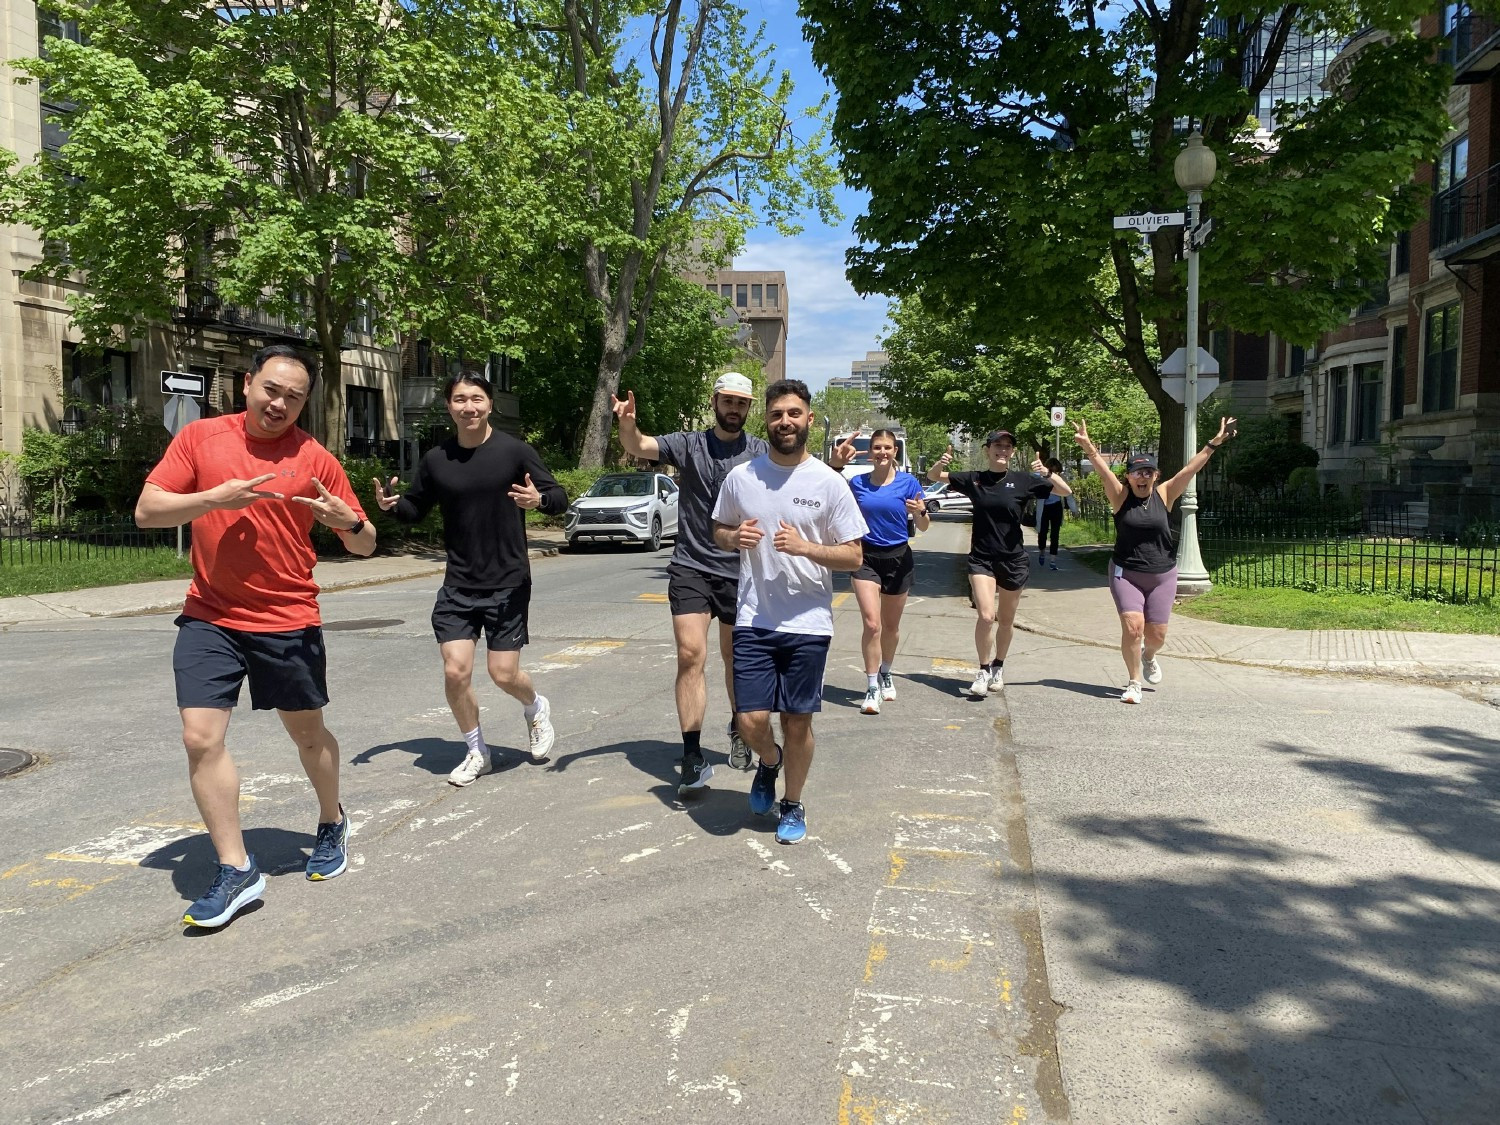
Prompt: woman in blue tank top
<box><xmin>1072</xmin><ymin>416</ymin><xmax>1236</xmax><ymax>704</ymax></box>
<box><xmin>829</xmin><ymin>429</ymin><xmax>929</xmax><ymax>716</ymax></box>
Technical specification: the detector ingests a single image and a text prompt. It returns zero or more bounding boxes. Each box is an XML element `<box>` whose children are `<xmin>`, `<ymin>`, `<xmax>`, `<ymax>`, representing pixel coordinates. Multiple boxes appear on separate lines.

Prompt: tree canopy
<box><xmin>800</xmin><ymin>0</ymin><xmax>1455</xmax><ymax>469</ymax></box>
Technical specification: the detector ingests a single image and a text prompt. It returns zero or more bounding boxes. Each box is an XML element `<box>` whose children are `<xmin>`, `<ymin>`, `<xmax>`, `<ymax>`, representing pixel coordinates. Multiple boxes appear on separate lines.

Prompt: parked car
<box><xmin>564</xmin><ymin>472</ymin><xmax>680</xmax><ymax>551</ymax></box>
<box><xmin>922</xmin><ymin>482</ymin><xmax>972</xmax><ymax>514</ymax></box>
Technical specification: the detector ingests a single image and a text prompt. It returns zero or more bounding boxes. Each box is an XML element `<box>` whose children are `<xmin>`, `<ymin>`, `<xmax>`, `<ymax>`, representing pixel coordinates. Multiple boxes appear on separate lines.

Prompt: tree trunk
<box><xmin>320</xmin><ymin>335</ymin><xmax>345</xmax><ymax>456</ymax></box>
<box><xmin>577</xmin><ymin>312</ymin><xmax>629</xmax><ymax>469</ymax></box>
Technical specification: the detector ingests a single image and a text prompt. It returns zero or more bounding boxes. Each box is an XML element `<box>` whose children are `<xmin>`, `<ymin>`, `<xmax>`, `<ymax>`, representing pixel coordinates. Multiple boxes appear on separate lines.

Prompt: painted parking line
<box><xmin>530</xmin><ymin>639</ymin><xmax>627</xmax><ymax>674</ymax></box>
<box><xmin>635</xmin><ymin>592</ymin><xmax>669</xmax><ymax>603</ymax></box>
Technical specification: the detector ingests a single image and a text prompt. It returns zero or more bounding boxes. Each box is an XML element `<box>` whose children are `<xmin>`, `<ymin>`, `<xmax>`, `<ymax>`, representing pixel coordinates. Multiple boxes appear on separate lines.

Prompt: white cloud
<box><xmin>737</xmin><ymin>232</ymin><xmax>891</xmax><ymax>390</ymax></box>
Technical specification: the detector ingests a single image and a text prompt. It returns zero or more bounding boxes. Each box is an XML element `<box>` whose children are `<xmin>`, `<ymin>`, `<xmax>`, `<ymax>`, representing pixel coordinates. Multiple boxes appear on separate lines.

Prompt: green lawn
<box><xmin>1060</xmin><ymin>542</ymin><xmax>1500</xmax><ymax>634</ymax></box>
<box><xmin>0</xmin><ymin>548</ymin><xmax>194</xmax><ymax>598</ymax></box>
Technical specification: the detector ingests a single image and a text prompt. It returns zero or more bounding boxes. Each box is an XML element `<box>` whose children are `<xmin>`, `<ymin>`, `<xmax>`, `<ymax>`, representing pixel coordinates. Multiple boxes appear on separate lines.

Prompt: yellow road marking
<box><xmin>930</xmin><ymin>942</ymin><xmax>974</xmax><ymax>972</ymax></box>
<box><xmin>1</xmin><ymin>862</ymin><xmax>37</xmax><ymax>880</ymax></box>
<box><xmin>635</xmin><ymin>592</ymin><xmax>669</xmax><ymax>603</ymax></box>
<box><xmin>886</xmin><ymin>852</ymin><xmax>907</xmax><ymax>886</ymax></box>
<box><xmin>931</xmin><ymin>657</ymin><xmax>969</xmax><ymax>671</ymax></box>
<box><xmin>862</xmin><ymin>940</ymin><xmax>887</xmax><ymax>983</ymax></box>
<box><xmin>832</xmin><ymin>592</ymin><xmax>851</xmax><ymax>608</ymax></box>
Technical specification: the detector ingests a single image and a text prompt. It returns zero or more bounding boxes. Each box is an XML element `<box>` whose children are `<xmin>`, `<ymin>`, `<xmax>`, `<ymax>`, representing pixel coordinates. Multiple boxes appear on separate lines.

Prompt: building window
<box><xmin>1389</xmin><ymin>326</ymin><xmax>1406</xmax><ymax>422</ymax></box>
<box><xmin>721</xmin><ymin>283</ymin><xmax>732</xmax><ymax>300</ymax></box>
<box><xmin>1393</xmin><ymin>230</ymin><xmax>1410</xmax><ymax>276</ymax></box>
<box><xmin>1353</xmin><ymin>363</ymin><xmax>1382</xmax><ymax>444</ymax></box>
<box><xmin>1422</xmin><ymin>304</ymin><xmax>1460</xmax><ymax>413</ymax></box>
<box><xmin>1433</xmin><ymin>136</ymin><xmax>1470</xmax><ymax>245</ymax></box>
<box><xmin>1327</xmin><ymin>368</ymin><xmax>1348</xmax><ymax>446</ymax></box>
<box><xmin>766</xmin><ymin>283</ymin><xmax>779</xmax><ymax>308</ymax></box>
<box><xmin>345</xmin><ymin>385</ymin><xmax>382</xmax><ymax>454</ymax></box>
<box><xmin>416</xmin><ymin>338</ymin><xmax>432</xmax><ymax>380</ymax></box>
<box><xmin>488</xmin><ymin>352</ymin><xmax>514</xmax><ymax>394</ymax></box>
<box><xmin>751</xmin><ymin>283</ymin><xmax>762</xmax><ymax>305</ymax></box>
<box><xmin>735</xmin><ymin>284</ymin><xmax>748</xmax><ymax>308</ymax></box>
<box><xmin>62</xmin><ymin>344</ymin><xmax>132</xmax><ymax>412</ymax></box>
<box><xmin>1288</xmin><ymin>344</ymin><xmax>1305</xmax><ymax>379</ymax></box>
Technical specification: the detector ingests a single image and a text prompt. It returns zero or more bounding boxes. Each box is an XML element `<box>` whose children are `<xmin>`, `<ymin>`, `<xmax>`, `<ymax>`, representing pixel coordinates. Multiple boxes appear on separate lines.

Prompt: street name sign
<box><xmin>160</xmin><ymin>369</ymin><xmax>206</xmax><ymax>398</ymax></box>
<box><xmin>163</xmin><ymin>394</ymin><xmax>201</xmax><ymax>435</ymax></box>
<box><xmin>1112</xmin><ymin>212</ymin><xmax>1186</xmax><ymax>232</ymax></box>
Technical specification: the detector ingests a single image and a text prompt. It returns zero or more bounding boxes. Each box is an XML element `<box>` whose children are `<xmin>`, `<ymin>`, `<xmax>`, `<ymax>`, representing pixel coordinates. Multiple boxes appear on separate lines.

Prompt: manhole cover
<box><xmin>0</xmin><ymin>748</ymin><xmax>36</xmax><ymax>778</ymax></box>
<box><xmin>323</xmin><ymin>618</ymin><xmax>404</xmax><ymax>632</ymax></box>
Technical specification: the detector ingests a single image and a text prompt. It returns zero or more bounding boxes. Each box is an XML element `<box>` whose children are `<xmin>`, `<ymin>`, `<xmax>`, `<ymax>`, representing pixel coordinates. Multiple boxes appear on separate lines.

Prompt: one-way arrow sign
<box><xmin>160</xmin><ymin>370</ymin><xmax>206</xmax><ymax>398</ymax></box>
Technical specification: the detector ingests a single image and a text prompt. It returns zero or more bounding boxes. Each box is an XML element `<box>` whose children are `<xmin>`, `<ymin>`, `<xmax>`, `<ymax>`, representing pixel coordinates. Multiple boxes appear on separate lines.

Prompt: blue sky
<box><xmin>732</xmin><ymin>0</ymin><xmax>890</xmax><ymax>391</ymax></box>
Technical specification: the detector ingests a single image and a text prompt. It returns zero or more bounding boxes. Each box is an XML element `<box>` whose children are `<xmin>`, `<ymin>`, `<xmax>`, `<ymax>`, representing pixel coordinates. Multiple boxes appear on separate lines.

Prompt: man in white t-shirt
<box><xmin>712</xmin><ymin>379</ymin><xmax>868</xmax><ymax>844</ymax></box>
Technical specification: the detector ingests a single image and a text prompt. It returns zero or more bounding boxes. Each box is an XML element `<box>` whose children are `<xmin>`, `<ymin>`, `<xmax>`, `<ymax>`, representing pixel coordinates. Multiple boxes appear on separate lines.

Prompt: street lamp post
<box><xmin>1173</xmin><ymin>131</ymin><xmax>1217</xmax><ymax>594</ymax></box>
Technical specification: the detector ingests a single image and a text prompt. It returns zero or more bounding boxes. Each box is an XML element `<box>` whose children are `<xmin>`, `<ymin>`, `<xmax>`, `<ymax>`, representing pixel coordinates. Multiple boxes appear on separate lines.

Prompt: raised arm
<box><xmin>1161</xmin><ymin>417</ymin><xmax>1236</xmax><ymax>508</ymax></box>
<box><xmin>1031</xmin><ymin>457</ymin><xmax>1073</xmax><ymax>497</ymax></box>
<box><xmin>612</xmin><ymin>390</ymin><xmax>661</xmax><ymax>462</ymax></box>
<box><xmin>927</xmin><ymin>444</ymin><xmax>954</xmax><ymax>483</ymax></box>
<box><xmin>1071</xmin><ymin>418</ymin><xmax>1125</xmax><ymax>510</ymax></box>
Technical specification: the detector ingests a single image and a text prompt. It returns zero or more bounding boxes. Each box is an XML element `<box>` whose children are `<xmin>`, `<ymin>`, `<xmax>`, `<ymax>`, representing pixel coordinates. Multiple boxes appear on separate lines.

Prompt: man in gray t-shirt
<box><xmin>612</xmin><ymin>372</ymin><xmax>768</xmax><ymax>795</ymax></box>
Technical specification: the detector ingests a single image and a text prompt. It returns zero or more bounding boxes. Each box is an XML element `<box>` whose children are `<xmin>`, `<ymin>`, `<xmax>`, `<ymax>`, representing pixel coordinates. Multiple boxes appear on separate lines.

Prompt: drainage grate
<box><xmin>0</xmin><ymin>748</ymin><xmax>36</xmax><ymax>779</ymax></box>
<box><xmin>322</xmin><ymin>618</ymin><xmax>404</xmax><ymax>632</ymax></box>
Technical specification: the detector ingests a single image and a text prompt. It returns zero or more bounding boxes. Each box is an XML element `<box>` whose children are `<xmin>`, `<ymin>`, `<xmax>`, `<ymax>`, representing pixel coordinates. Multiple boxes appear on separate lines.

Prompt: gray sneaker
<box><xmin>1142</xmin><ymin>655</ymin><xmax>1163</xmax><ymax>685</ymax></box>
<box><xmin>727</xmin><ymin>720</ymin><xmax>752</xmax><ymax>771</ymax></box>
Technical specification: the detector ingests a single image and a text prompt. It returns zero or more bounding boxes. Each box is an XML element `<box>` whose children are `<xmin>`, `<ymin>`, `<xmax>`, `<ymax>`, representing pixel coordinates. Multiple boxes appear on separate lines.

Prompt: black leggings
<box><xmin>1037</xmin><ymin>502</ymin><xmax>1062</xmax><ymax>557</ymax></box>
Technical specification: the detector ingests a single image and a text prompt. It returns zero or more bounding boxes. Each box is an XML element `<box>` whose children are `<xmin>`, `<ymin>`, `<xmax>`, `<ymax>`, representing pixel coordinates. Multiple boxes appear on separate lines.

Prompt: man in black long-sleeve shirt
<box><xmin>375</xmin><ymin>372</ymin><xmax>568</xmax><ymax>786</ymax></box>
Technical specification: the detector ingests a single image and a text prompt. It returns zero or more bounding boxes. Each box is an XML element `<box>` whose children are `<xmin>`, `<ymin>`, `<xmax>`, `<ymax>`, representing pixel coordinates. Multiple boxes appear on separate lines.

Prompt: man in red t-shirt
<box><xmin>136</xmin><ymin>345</ymin><xmax>375</xmax><ymax>928</ymax></box>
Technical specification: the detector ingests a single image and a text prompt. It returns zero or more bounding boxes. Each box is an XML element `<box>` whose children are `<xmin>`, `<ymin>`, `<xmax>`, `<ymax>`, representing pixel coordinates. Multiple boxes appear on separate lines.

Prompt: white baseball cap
<box><xmin>713</xmin><ymin>371</ymin><xmax>753</xmax><ymax>396</ymax></box>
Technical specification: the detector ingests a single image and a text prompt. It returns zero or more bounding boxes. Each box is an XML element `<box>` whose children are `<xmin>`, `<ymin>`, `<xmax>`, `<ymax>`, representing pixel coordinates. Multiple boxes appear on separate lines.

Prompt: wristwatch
<box><xmin>341</xmin><ymin>518</ymin><xmax>366</xmax><ymax>536</ymax></box>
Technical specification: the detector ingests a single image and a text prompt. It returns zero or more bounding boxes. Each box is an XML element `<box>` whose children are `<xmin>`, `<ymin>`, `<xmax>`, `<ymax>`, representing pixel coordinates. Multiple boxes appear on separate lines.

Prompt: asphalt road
<box><xmin>3</xmin><ymin>516</ymin><xmax>1498</xmax><ymax>1124</ymax></box>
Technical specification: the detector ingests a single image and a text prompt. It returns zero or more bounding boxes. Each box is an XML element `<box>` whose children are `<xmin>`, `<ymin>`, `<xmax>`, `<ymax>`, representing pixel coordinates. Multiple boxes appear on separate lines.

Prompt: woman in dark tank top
<box><xmin>1072</xmin><ymin>416</ymin><xmax>1237</xmax><ymax>704</ymax></box>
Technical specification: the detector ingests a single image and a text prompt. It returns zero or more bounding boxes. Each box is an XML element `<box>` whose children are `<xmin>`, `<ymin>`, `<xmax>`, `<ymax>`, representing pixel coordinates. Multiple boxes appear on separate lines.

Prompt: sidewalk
<box><xmin>1016</xmin><ymin>541</ymin><xmax>1500</xmax><ymax>683</ymax></box>
<box><xmin>0</xmin><ymin>527</ymin><xmax>569</xmax><ymax>626</ymax></box>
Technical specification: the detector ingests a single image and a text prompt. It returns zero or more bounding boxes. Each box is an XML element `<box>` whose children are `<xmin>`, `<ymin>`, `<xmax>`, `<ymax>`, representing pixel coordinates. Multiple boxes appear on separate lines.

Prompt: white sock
<box><xmin>463</xmin><ymin>726</ymin><xmax>485</xmax><ymax>757</ymax></box>
<box><xmin>523</xmin><ymin>695</ymin><xmax>542</xmax><ymax>721</ymax></box>
<box><xmin>867</xmin><ymin>673</ymin><xmax>880</xmax><ymax>690</ymax></box>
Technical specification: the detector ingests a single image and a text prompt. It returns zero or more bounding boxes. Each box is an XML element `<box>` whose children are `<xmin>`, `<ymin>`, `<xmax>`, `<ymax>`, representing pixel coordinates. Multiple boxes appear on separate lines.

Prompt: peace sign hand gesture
<box><xmin>291</xmin><ymin>477</ymin><xmax>359</xmax><ymax>530</ymax></box>
<box><xmin>206</xmin><ymin>473</ymin><xmax>283</xmax><ymax>510</ymax></box>
<box><xmin>372</xmin><ymin>475</ymin><xmax>401</xmax><ymax>512</ymax></box>
<box><xmin>1072</xmin><ymin>418</ymin><xmax>1096</xmax><ymax>453</ymax></box>
<box><xmin>508</xmin><ymin>473</ymin><xmax>542</xmax><ymax>510</ymax></box>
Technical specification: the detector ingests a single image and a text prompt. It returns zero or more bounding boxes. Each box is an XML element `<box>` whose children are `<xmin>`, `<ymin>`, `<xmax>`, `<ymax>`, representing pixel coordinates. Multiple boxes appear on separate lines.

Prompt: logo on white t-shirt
<box><xmin>792</xmin><ymin>496</ymin><xmax>822</xmax><ymax>508</ymax></box>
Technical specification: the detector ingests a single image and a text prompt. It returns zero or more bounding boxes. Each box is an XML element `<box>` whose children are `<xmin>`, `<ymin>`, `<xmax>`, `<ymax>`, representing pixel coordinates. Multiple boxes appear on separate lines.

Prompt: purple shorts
<box><xmin>1109</xmin><ymin>565</ymin><xmax>1177</xmax><ymax>625</ymax></box>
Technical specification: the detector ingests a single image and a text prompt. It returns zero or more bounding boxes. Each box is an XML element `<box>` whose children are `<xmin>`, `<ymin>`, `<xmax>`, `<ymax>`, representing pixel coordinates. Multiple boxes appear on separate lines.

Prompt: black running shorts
<box><xmin>431</xmin><ymin>584</ymin><xmax>530</xmax><ymax>649</ymax></box>
<box><xmin>173</xmin><ymin>615</ymin><xmax>329</xmax><ymax>712</ymax></box>
<box><xmin>851</xmin><ymin>543</ymin><xmax>914</xmax><ymax>597</ymax></box>
<box><xmin>666</xmin><ymin>561</ymin><xmax>738</xmax><ymax>625</ymax></box>
<box><xmin>967</xmin><ymin>550</ymin><xmax>1030</xmax><ymax>592</ymax></box>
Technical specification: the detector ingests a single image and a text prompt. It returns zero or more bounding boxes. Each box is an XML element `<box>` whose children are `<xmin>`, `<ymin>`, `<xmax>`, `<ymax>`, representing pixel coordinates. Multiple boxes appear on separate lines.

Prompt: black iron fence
<box><xmin>1072</xmin><ymin>491</ymin><xmax>1500</xmax><ymax>603</ymax></box>
<box><xmin>0</xmin><ymin>516</ymin><xmax>188</xmax><ymax>568</ymax></box>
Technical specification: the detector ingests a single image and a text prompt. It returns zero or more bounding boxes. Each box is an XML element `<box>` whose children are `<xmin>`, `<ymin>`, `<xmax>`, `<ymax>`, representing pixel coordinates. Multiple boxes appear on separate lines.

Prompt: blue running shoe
<box><xmin>749</xmin><ymin>746</ymin><xmax>781</xmax><ymax>816</ymax></box>
<box><xmin>183</xmin><ymin>856</ymin><xmax>265</xmax><ymax>928</ymax></box>
<box><xmin>306</xmin><ymin>806</ymin><xmax>348</xmax><ymax>881</ymax></box>
<box><xmin>776</xmin><ymin>800</ymin><xmax>807</xmax><ymax>845</ymax></box>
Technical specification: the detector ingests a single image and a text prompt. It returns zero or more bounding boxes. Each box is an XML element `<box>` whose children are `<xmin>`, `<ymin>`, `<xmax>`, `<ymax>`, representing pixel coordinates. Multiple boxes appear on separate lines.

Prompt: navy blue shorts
<box><xmin>731</xmin><ymin>627</ymin><xmax>830</xmax><ymax>715</ymax></box>
<box><xmin>173</xmin><ymin>615</ymin><xmax>329</xmax><ymax>712</ymax></box>
<box><xmin>431</xmin><ymin>584</ymin><xmax>530</xmax><ymax>649</ymax></box>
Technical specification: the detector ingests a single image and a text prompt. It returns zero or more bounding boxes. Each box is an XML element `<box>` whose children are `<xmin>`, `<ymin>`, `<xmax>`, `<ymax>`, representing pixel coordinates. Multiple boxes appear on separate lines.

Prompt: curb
<box><xmin>1012</xmin><ymin>615</ymin><xmax>1500</xmax><ymax>684</ymax></box>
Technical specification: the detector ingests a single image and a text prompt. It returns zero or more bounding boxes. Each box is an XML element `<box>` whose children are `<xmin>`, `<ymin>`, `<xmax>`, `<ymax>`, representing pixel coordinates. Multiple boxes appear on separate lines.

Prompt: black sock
<box><xmin>682</xmin><ymin>730</ymin><xmax>701</xmax><ymax>758</ymax></box>
<box><xmin>990</xmin><ymin>659</ymin><xmax>1004</xmax><ymax>673</ymax></box>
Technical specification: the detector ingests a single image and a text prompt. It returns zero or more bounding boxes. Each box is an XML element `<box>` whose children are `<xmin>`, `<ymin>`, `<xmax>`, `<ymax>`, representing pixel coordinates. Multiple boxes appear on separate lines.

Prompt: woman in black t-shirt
<box><xmin>929</xmin><ymin>429</ymin><xmax>1071</xmax><ymax>698</ymax></box>
<box><xmin>1072</xmin><ymin>416</ymin><xmax>1236</xmax><ymax>704</ymax></box>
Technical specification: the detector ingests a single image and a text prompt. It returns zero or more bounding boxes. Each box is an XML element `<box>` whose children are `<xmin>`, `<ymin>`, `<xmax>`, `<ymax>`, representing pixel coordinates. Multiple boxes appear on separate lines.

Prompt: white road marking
<box><xmin>590</xmin><ymin>821</ymin><xmax>652</xmax><ymax>840</ymax></box>
<box><xmin>242</xmin><ymin>979</ymin><xmax>334</xmax><ymax>1013</ymax></box>
<box><xmin>746</xmin><ymin>839</ymin><xmax>794</xmax><ymax>877</ymax></box>
<box><xmin>620</xmin><ymin>847</ymin><xmax>660</xmax><ymax>864</ymax></box>
<box><xmin>53</xmin><ymin>1062</ymin><xmax>240</xmax><ymax>1122</ymax></box>
<box><xmin>47</xmin><ymin>824</ymin><xmax>192</xmax><ymax>866</ymax></box>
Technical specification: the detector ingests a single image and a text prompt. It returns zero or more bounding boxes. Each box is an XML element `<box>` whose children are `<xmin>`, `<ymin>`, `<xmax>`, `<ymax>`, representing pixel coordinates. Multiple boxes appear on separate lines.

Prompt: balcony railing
<box><xmin>179</xmin><ymin>282</ymin><xmax>315</xmax><ymax>343</ymax></box>
<box><xmin>1445</xmin><ymin>8</ymin><xmax>1500</xmax><ymax>82</ymax></box>
<box><xmin>1431</xmin><ymin>161</ymin><xmax>1500</xmax><ymax>260</ymax></box>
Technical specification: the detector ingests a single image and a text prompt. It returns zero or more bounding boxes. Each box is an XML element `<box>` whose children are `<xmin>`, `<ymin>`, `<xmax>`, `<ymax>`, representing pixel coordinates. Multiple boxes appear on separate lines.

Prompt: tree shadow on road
<box><xmin>1046</xmin><ymin>811</ymin><xmax>1500</xmax><ymax>1119</ymax></box>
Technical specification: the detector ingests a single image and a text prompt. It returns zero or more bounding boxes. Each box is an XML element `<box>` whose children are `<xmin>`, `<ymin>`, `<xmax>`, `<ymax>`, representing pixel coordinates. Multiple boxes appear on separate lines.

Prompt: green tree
<box><xmin>522</xmin><ymin>0</ymin><xmax>839</xmax><ymax>468</ymax></box>
<box><xmin>2</xmin><ymin>0</ymin><xmax>557</xmax><ymax>449</ymax></box>
<box><xmin>811</xmin><ymin>385</ymin><xmax>888</xmax><ymax>436</ymax></box>
<box><xmin>880</xmin><ymin>294</ymin><xmax>1142</xmax><ymax>452</ymax></box>
<box><xmin>801</xmin><ymin>1</ymin><xmax>1455</xmax><ymax>472</ymax></box>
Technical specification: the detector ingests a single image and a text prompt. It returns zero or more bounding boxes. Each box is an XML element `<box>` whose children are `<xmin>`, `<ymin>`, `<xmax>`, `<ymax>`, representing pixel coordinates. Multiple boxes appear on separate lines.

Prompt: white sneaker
<box><xmin>1121</xmin><ymin>680</ymin><xmax>1143</xmax><ymax>704</ymax></box>
<box><xmin>988</xmin><ymin>666</ymin><xmax>1004</xmax><ymax>692</ymax></box>
<box><xmin>879</xmin><ymin>672</ymin><xmax>897</xmax><ymax>701</ymax></box>
<box><xmin>448</xmin><ymin>750</ymin><xmax>492</xmax><ymax>787</ymax></box>
<box><xmin>527</xmin><ymin>695</ymin><xmax>555</xmax><ymax>762</ymax></box>
<box><xmin>861</xmin><ymin>687</ymin><xmax>882</xmax><ymax>715</ymax></box>
<box><xmin>1142</xmin><ymin>655</ymin><xmax>1163</xmax><ymax>685</ymax></box>
<box><xmin>968</xmin><ymin>672</ymin><xmax>990</xmax><ymax>698</ymax></box>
